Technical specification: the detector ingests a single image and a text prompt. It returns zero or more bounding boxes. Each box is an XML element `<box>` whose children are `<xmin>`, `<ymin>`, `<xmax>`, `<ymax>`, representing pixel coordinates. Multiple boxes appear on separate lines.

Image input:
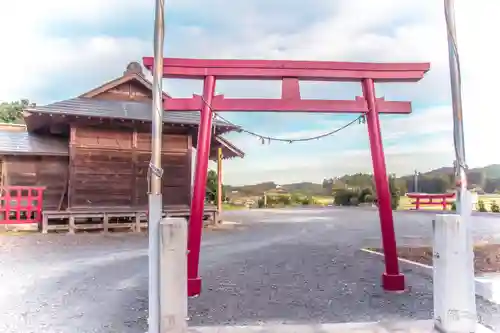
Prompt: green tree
<box><xmin>491</xmin><ymin>201</ymin><xmax>500</xmax><ymax>213</ymax></box>
<box><xmin>0</xmin><ymin>99</ymin><xmax>32</xmax><ymax>123</ymax></box>
<box><xmin>322</xmin><ymin>178</ymin><xmax>334</xmax><ymax>195</ymax></box>
<box><xmin>205</xmin><ymin>169</ymin><xmax>224</xmax><ymax>204</ymax></box>
<box><xmin>301</xmin><ymin>196</ymin><xmax>312</xmax><ymax>205</ymax></box>
<box><xmin>388</xmin><ymin>174</ymin><xmax>401</xmax><ymax>210</ymax></box>
<box><xmin>358</xmin><ymin>187</ymin><xmax>373</xmax><ymax>203</ymax></box>
<box><xmin>291</xmin><ymin>193</ymin><xmax>302</xmax><ymax>204</ymax></box>
<box><xmin>478</xmin><ymin>200</ymin><xmax>487</xmax><ymax>212</ymax></box>
<box><xmin>364</xmin><ymin>194</ymin><xmax>374</xmax><ymax>203</ymax></box>
<box><xmin>334</xmin><ymin>189</ymin><xmax>357</xmax><ymax>206</ymax></box>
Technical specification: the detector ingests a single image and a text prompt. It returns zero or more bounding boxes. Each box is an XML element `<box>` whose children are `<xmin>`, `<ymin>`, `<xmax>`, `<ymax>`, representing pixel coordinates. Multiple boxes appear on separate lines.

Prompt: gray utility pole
<box><xmin>444</xmin><ymin>0</ymin><xmax>468</xmax><ymax>211</ymax></box>
<box><xmin>437</xmin><ymin>3</ymin><xmax>477</xmax><ymax>332</ymax></box>
<box><xmin>148</xmin><ymin>0</ymin><xmax>165</xmax><ymax>332</ymax></box>
<box><xmin>414</xmin><ymin>170</ymin><xmax>419</xmax><ymax>193</ymax></box>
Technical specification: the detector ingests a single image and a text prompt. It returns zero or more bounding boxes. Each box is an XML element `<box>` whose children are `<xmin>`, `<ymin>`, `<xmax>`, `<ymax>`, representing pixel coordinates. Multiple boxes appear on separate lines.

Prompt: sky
<box><xmin>0</xmin><ymin>0</ymin><xmax>498</xmax><ymax>185</ymax></box>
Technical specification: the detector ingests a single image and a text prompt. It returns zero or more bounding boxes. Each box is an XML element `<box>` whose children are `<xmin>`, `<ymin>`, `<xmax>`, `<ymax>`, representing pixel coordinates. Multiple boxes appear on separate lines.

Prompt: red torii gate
<box><xmin>143</xmin><ymin>57</ymin><xmax>430</xmax><ymax>296</ymax></box>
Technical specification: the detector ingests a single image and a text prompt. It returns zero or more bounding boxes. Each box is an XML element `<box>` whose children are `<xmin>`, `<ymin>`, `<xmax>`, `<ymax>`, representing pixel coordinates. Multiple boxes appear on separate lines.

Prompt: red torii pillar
<box><xmin>143</xmin><ymin>57</ymin><xmax>430</xmax><ymax>296</ymax></box>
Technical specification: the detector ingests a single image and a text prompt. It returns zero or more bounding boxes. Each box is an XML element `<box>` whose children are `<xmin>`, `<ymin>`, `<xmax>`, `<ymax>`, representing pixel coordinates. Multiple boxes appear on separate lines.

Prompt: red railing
<box><xmin>406</xmin><ymin>192</ymin><xmax>456</xmax><ymax>210</ymax></box>
<box><xmin>0</xmin><ymin>186</ymin><xmax>45</xmax><ymax>224</ymax></box>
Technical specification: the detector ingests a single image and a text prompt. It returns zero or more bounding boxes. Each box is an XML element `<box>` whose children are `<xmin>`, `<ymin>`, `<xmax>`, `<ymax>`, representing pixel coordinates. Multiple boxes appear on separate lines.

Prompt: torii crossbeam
<box><xmin>143</xmin><ymin>56</ymin><xmax>430</xmax><ymax>297</ymax></box>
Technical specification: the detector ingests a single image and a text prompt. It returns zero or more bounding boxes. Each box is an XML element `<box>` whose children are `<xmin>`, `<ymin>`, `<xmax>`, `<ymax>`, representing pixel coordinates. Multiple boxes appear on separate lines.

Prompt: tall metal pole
<box><xmin>441</xmin><ymin>3</ymin><xmax>477</xmax><ymax>331</ymax></box>
<box><xmin>444</xmin><ymin>0</ymin><xmax>468</xmax><ymax>210</ymax></box>
<box><xmin>414</xmin><ymin>170</ymin><xmax>419</xmax><ymax>193</ymax></box>
<box><xmin>216</xmin><ymin>147</ymin><xmax>223</xmax><ymax>215</ymax></box>
<box><xmin>148</xmin><ymin>0</ymin><xmax>165</xmax><ymax>332</ymax></box>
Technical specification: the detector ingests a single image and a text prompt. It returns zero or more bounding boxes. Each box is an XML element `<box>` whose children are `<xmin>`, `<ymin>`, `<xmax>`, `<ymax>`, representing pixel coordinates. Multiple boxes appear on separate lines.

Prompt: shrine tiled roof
<box><xmin>28</xmin><ymin>97</ymin><xmax>235</xmax><ymax>129</ymax></box>
<box><xmin>0</xmin><ymin>130</ymin><xmax>68</xmax><ymax>156</ymax></box>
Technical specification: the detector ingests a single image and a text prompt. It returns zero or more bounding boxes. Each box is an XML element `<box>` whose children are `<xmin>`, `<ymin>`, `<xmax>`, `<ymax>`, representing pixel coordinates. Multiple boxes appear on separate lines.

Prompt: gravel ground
<box><xmin>1</xmin><ymin>207</ymin><xmax>500</xmax><ymax>332</ymax></box>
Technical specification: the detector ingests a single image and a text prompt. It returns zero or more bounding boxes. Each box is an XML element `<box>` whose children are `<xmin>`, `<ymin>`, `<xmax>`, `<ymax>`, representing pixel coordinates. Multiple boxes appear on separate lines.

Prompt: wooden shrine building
<box><xmin>0</xmin><ymin>62</ymin><xmax>244</xmax><ymax>231</ymax></box>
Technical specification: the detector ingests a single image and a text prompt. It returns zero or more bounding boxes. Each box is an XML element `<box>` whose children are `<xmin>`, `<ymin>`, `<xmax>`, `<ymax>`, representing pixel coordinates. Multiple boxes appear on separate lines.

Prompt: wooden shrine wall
<box><xmin>69</xmin><ymin>126</ymin><xmax>192</xmax><ymax>209</ymax></box>
<box><xmin>91</xmin><ymin>80</ymin><xmax>153</xmax><ymax>103</ymax></box>
<box><xmin>1</xmin><ymin>155</ymin><xmax>69</xmax><ymax>210</ymax></box>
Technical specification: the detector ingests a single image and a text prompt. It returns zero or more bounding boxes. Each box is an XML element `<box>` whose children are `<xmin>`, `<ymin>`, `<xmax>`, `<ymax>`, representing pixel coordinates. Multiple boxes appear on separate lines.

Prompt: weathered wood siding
<box><xmin>69</xmin><ymin>126</ymin><xmax>192</xmax><ymax>209</ymax></box>
<box><xmin>2</xmin><ymin>156</ymin><xmax>69</xmax><ymax>210</ymax></box>
<box><xmin>91</xmin><ymin>81</ymin><xmax>153</xmax><ymax>102</ymax></box>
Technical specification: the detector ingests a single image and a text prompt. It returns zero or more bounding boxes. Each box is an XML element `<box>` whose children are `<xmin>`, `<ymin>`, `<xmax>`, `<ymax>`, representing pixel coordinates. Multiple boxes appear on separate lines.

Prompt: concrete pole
<box><xmin>433</xmin><ymin>212</ymin><xmax>476</xmax><ymax>332</ymax></box>
<box><xmin>148</xmin><ymin>0</ymin><xmax>165</xmax><ymax>332</ymax></box>
<box><xmin>160</xmin><ymin>218</ymin><xmax>188</xmax><ymax>333</ymax></box>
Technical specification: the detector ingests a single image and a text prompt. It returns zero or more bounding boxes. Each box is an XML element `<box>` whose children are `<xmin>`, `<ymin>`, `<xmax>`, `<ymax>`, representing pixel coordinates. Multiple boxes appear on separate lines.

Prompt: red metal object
<box><xmin>161</xmin><ymin>95</ymin><xmax>412</xmax><ymax>114</ymax></box>
<box><xmin>406</xmin><ymin>193</ymin><xmax>456</xmax><ymax>210</ymax></box>
<box><xmin>187</xmin><ymin>75</ymin><xmax>216</xmax><ymax>296</ymax></box>
<box><xmin>143</xmin><ymin>56</ymin><xmax>430</xmax><ymax>296</ymax></box>
<box><xmin>143</xmin><ymin>57</ymin><xmax>429</xmax><ymax>81</ymax></box>
<box><xmin>0</xmin><ymin>186</ymin><xmax>45</xmax><ymax>224</ymax></box>
<box><xmin>362</xmin><ymin>78</ymin><xmax>405</xmax><ymax>291</ymax></box>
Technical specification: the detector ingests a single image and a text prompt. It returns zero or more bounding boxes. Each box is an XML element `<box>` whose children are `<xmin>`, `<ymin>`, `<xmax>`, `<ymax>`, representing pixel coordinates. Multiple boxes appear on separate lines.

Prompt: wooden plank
<box><xmin>73</xmin><ymin>127</ymin><xmax>133</xmax><ymax>149</ymax></box>
<box><xmin>75</xmin><ymin>223</ymin><xmax>104</xmax><ymax>230</ymax></box>
<box><xmin>136</xmin><ymin>133</ymin><xmax>189</xmax><ymax>152</ymax></box>
<box><xmin>70</xmin><ymin>143</ymin><xmax>134</xmax><ymax>208</ymax></box>
<box><xmin>47</xmin><ymin>224</ymin><xmax>70</xmax><ymax>231</ymax></box>
<box><xmin>41</xmin><ymin>205</ymin><xmax>217</xmax><ymax>234</ymax></box>
<box><xmin>106</xmin><ymin>212</ymin><xmax>138</xmax><ymax>218</ymax></box>
<box><xmin>107</xmin><ymin>223</ymin><xmax>134</xmax><ymax>229</ymax></box>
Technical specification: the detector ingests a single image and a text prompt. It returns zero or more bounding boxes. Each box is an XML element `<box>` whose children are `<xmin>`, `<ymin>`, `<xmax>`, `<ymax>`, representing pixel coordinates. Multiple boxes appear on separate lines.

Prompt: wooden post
<box><xmin>103</xmin><ymin>213</ymin><xmax>109</xmax><ymax>233</ymax></box>
<box><xmin>135</xmin><ymin>212</ymin><xmax>142</xmax><ymax>232</ymax></box>
<box><xmin>216</xmin><ymin>147</ymin><xmax>223</xmax><ymax>222</ymax></box>
<box><xmin>69</xmin><ymin>216</ymin><xmax>75</xmax><ymax>234</ymax></box>
<box><xmin>42</xmin><ymin>214</ymin><xmax>48</xmax><ymax>234</ymax></box>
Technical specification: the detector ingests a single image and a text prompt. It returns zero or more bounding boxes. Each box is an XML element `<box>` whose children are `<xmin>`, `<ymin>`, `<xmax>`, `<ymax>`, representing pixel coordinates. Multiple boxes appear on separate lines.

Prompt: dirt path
<box><xmin>0</xmin><ymin>208</ymin><xmax>499</xmax><ymax>332</ymax></box>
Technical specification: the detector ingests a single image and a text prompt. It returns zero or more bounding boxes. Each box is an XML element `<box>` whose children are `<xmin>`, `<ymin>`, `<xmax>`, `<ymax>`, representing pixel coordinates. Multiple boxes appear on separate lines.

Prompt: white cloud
<box><xmin>222</xmin><ymin>107</ymin><xmax>456</xmax><ymax>184</ymax></box>
<box><xmin>0</xmin><ymin>0</ymin><xmax>498</xmax><ymax>184</ymax></box>
<box><xmin>0</xmin><ymin>0</ymin><xmax>152</xmax><ymax>101</ymax></box>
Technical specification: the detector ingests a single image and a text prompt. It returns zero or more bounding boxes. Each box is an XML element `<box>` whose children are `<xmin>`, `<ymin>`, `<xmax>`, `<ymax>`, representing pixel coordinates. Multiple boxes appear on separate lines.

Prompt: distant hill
<box><xmin>419</xmin><ymin>164</ymin><xmax>500</xmax><ymax>179</ymax></box>
<box><xmin>226</xmin><ymin>181</ymin><xmax>327</xmax><ymax>197</ymax></box>
<box><xmin>226</xmin><ymin>164</ymin><xmax>500</xmax><ymax>197</ymax></box>
<box><xmin>476</xmin><ymin>164</ymin><xmax>500</xmax><ymax>179</ymax></box>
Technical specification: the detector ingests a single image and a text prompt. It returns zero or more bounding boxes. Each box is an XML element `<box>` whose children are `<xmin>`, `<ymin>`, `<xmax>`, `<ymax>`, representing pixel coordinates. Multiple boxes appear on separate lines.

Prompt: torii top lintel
<box><xmin>142</xmin><ymin>57</ymin><xmax>430</xmax><ymax>114</ymax></box>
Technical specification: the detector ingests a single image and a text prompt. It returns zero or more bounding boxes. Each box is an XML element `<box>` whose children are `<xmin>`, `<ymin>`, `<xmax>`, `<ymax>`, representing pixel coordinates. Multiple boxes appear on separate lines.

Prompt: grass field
<box><xmin>398</xmin><ymin>194</ymin><xmax>500</xmax><ymax>211</ymax></box>
<box><xmin>312</xmin><ymin>196</ymin><xmax>334</xmax><ymax>205</ymax></box>
<box><xmin>222</xmin><ymin>203</ymin><xmax>248</xmax><ymax>210</ymax></box>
